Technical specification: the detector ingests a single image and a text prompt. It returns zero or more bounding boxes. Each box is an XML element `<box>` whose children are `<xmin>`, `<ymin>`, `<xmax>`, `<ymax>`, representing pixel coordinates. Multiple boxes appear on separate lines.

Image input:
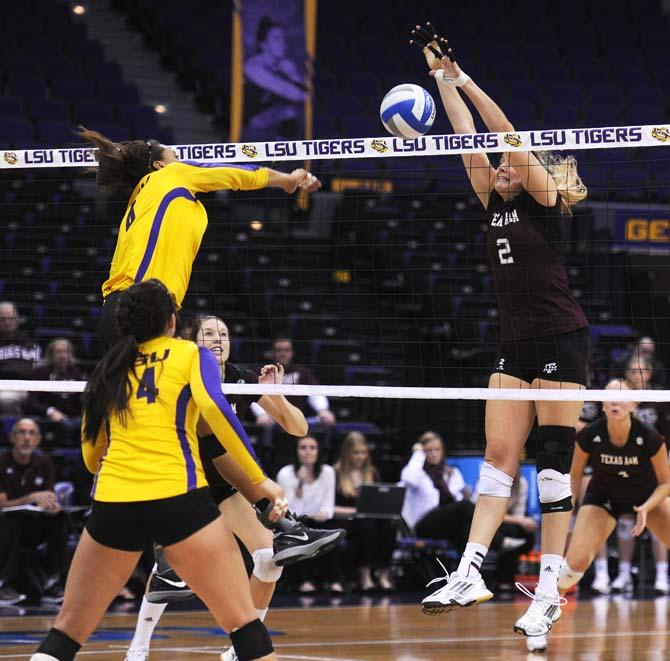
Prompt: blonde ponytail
<box><xmin>536</xmin><ymin>152</ymin><xmax>588</xmax><ymax>215</ymax></box>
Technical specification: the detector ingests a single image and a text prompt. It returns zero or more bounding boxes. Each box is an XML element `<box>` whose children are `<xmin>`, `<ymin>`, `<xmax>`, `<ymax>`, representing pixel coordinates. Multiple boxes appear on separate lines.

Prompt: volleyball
<box><xmin>380</xmin><ymin>84</ymin><xmax>436</xmax><ymax>139</ymax></box>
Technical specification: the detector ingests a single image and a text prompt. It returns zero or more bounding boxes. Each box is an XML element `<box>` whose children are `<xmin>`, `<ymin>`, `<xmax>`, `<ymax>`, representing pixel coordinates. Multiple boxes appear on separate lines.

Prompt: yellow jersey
<box><xmin>102</xmin><ymin>161</ymin><xmax>269</xmax><ymax>307</ymax></box>
<box><xmin>83</xmin><ymin>336</ymin><xmax>265</xmax><ymax>502</ymax></box>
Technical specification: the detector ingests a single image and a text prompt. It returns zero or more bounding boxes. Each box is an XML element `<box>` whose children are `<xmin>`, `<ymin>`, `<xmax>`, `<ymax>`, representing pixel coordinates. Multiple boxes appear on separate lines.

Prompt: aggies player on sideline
<box><xmin>411</xmin><ymin>26</ymin><xmax>589</xmax><ymax>637</ymax></box>
<box><xmin>528</xmin><ymin>378</ymin><xmax>670</xmax><ymax>653</ymax></box>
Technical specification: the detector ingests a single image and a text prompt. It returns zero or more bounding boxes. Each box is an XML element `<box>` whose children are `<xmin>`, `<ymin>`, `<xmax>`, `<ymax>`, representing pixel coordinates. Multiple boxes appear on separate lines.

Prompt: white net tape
<box><xmin>1</xmin><ymin>124</ymin><xmax>668</xmax><ymax>169</ymax></box>
<box><xmin>1</xmin><ymin>381</ymin><xmax>667</xmax><ymax>402</ymax></box>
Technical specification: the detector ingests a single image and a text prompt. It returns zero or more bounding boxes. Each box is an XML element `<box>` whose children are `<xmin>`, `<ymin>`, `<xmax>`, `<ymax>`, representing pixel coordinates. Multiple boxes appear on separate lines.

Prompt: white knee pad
<box><xmin>558</xmin><ymin>561</ymin><xmax>584</xmax><ymax>591</ymax></box>
<box><xmin>252</xmin><ymin>547</ymin><xmax>283</xmax><ymax>583</ymax></box>
<box><xmin>537</xmin><ymin>469</ymin><xmax>572</xmax><ymax>507</ymax></box>
<box><xmin>478</xmin><ymin>462</ymin><xmax>514</xmax><ymax>498</ymax></box>
<box><xmin>31</xmin><ymin>656</ymin><xmax>59</xmax><ymax>661</ymax></box>
<box><xmin>617</xmin><ymin>516</ymin><xmax>635</xmax><ymax>539</ymax></box>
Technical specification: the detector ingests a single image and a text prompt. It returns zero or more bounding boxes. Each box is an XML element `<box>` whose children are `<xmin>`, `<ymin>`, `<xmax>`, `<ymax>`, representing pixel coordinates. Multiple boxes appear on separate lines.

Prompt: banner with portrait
<box><xmin>230</xmin><ymin>0</ymin><xmax>316</xmax><ymax>144</ymax></box>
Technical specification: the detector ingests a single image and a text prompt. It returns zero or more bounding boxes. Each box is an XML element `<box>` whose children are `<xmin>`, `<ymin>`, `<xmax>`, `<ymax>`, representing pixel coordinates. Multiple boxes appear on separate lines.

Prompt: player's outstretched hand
<box><xmin>256</xmin><ymin>478</ymin><xmax>288</xmax><ymax>523</ymax></box>
<box><xmin>410</xmin><ymin>23</ymin><xmax>463</xmax><ymax>81</ymax></box>
<box><xmin>632</xmin><ymin>504</ymin><xmax>648</xmax><ymax>537</ymax></box>
<box><xmin>410</xmin><ymin>22</ymin><xmax>453</xmax><ymax>69</ymax></box>
<box><xmin>259</xmin><ymin>363</ymin><xmax>284</xmax><ymax>385</ymax></box>
<box><xmin>285</xmin><ymin>169</ymin><xmax>321</xmax><ymax>194</ymax></box>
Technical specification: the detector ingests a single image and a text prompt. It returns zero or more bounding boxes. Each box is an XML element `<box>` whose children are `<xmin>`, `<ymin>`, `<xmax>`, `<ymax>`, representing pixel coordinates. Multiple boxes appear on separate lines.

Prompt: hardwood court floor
<box><xmin>0</xmin><ymin>597</ymin><xmax>668</xmax><ymax>659</ymax></box>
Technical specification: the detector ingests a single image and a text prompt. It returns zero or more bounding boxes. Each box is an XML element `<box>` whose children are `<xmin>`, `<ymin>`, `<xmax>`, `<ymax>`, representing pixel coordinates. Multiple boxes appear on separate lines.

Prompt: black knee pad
<box><xmin>536</xmin><ymin>425</ymin><xmax>575</xmax><ymax>514</ymax></box>
<box><xmin>231</xmin><ymin>618</ymin><xmax>273</xmax><ymax>661</ymax></box>
<box><xmin>36</xmin><ymin>628</ymin><xmax>81</xmax><ymax>661</ymax></box>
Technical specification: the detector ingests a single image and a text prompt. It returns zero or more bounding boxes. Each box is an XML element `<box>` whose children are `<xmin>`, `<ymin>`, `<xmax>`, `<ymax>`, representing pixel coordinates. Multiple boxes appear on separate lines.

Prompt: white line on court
<box><xmin>0</xmin><ymin>629</ymin><xmax>667</xmax><ymax>659</ymax></box>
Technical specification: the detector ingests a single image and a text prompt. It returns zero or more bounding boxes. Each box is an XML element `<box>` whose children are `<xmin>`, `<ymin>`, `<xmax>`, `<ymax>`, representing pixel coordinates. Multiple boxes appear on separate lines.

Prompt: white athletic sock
<box><xmin>456</xmin><ymin>542</ymin><xmax>488</xmax><ymax>579</ymax></box>
<box><xmin>537</xmin><ymin>554</ymin><xmax>563</xmax><ymax>595</ymax></box>
<box><xmin>618</xmin><ymin>561</ymin><xmax>631</xmax><ymax>578</ymax></box>
<box><xmin>656</xmin><ymin>561</ymin><xmax>668</xmax><ymax>578</ymax></box>
<box><xmin>594</xmin><ymin>556</ymin><xmax>609</xmax><ymax>580</ymax></box>
<box><xmin>256</xmin><ymin>608</ymin><xmax>268</xmax><ymax>622</ymax></box>
<box><xmin>129</xmin><ymin>597</ymin><xmax>167</xmax><ymax>650</ymax></box>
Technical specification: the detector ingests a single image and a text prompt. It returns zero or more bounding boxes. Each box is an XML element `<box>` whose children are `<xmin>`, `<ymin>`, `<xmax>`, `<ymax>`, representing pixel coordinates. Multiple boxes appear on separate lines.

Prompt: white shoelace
<box><xmin>515</xmin><ymin>582</ymin><xmax>568</xmax><ymax>608</ymax></box>
<box><xmin>425</xmin><ymin>557</ymin><xmax>451</xmax><ymax>589</ymax></box>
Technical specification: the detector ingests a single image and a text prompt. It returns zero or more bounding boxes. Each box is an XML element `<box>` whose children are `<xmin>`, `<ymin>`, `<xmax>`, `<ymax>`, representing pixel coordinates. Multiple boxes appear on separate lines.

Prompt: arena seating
<box><xmin>0</xmin><ymin>0</ymin><xmax>172</xmax><ymax>147</ymax></box>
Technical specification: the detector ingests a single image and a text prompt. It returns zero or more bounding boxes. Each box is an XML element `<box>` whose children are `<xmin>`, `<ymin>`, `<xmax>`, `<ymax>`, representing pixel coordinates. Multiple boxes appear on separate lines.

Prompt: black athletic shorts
<box><xmin>582</xmin><ymin>485</ymin><xmax>653</xmax><ymax>520</ymax></box>
<box><xmin>98</xmin><ymin>291</ymin><xmax>122</xmax><ymax>350</ymax></box>
<box><xmin>492</xmin><ymin>327</ymin><xmax>589</xmax><ymax>386</ymax></box>
<box><xmin>98</xmin><ymin>290</ymin><xmax>182</xmax><ymax>350</ymax></box>
<box><xmin>86</xmin><ymin>487</ymin><xmax>221</xmax><ymax>551</ymax></box>
<box><xmin>210</xmin><ymin>482</ymin><xmax>238</xmax><ymax>505</ymax></box>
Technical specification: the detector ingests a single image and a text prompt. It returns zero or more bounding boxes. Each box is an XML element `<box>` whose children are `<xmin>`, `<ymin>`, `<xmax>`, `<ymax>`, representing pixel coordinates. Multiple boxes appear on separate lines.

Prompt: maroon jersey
<box><xmin>198</xmin><ymin>362</ymin><xmax>261</xmax><ymax>488</ymax></box>
<box><xmin>0</xmin><ymin>450</ymin><xmax>55</xmax><ymax>499</ymax></box>
<box><xmin>486</xmin><ymin>190</ymin><xmax>588</xmax><ymax>342</ymax></box>
<box><xmin>577</xmin><ymin>417</ymin><xmax>665</xmax><ymax>501</ymax></box>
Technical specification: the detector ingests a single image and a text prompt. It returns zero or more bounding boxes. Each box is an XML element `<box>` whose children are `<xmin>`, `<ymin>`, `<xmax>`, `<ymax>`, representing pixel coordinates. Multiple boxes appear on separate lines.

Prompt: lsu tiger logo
<box><xmin>651</xmin><ymin>127</ymin><xmax>670</xmax><ymax>142</ymax></box>
<box><xmin>241</xmin><ymin>144</ymin><xmax>258</xmax><ymax>158</ymax></box>
<box><xmin>3</xmin><ymin>152</ymin><xmax>18</xmax><ymax>165</ymax></box>
<box><xmin>371</xmin><ymin>139</ymin><xmax>389</xmax><ymax>153</ymax></box>
<box><xmin>503</xmin><ymin>133</ymin><xmax>523</xmax><ymax>148</ymax></box>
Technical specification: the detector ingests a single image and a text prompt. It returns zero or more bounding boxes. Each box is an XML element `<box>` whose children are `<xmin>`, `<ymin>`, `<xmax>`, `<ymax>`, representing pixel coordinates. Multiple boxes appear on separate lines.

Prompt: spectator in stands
<box><xmin>277</xmin><ymin>436</ymin><xmax>342</xmax><ymax>593</ymax></box>
<box><xmin>27</xmin><ymin>338</ymin><xmax>85</xmax><ymax>424</ymax></box>
<box><xmin>401</xmin><ymin>431</ymin><xmax>474</xmax><ymax>553</ymax></box>
<box><xmin>636</xmin><ymin>335</ymin><xmax>666</xmax><ymax>388</ymax></box>
<box><xmin>334</xmin><ymin>432</ymin><xmax>395</xmax><ymax>592</ymax></box>
<box><xmin>0</xmin><ymin>418</ymin><xmax>68</xmax><ymax>603</ymax></box>
<box><xmin>624</xmin><ymin>354</ymin><xmax>669</xmax><ymax>437</ymax></box>
<box><xmin>252</xmin><ymin>337</ymin><xmax>336</xmax><ymax>427</ymax></box>
<box><xmin>496</xmin><ymin>472</ymin><xmax>537</xmax><ymax>589</ymax></box>
<box><xmin>0</xmin><ymin>302</ymin><xmax>42</xmax><ymax>414</ymax></box>
<box><xmin>243</xmin><ymin>16</ymin><xmax>306</xmax><ymax>141</ymax></box>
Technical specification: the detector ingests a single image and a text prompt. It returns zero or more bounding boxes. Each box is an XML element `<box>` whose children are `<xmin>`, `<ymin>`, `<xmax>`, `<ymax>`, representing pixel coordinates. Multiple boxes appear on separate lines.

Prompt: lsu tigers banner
<box><xmin>2</xmin><ymin>125</ymin><xmax>669</xmax><ymax>170</ymax></box>
<box><xmin>230</xmin><ymin>0</ymin><xmax>317</xmax><ymax>144</ymax></box>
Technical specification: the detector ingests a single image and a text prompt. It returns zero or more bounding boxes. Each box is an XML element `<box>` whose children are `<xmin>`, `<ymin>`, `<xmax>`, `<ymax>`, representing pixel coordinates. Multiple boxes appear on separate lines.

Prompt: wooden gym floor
<box><xmin>0</xmin><ymin>596</ymin><xmax>668</xmax><ymax>659</ymax></box>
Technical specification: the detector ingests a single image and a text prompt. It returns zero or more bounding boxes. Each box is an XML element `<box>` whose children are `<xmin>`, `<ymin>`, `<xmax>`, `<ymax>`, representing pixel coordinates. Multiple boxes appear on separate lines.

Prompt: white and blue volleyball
<box><xmin>380</xmin><ymin>84</ymin><xmax>436</xmax><ymax>139</ymax></box>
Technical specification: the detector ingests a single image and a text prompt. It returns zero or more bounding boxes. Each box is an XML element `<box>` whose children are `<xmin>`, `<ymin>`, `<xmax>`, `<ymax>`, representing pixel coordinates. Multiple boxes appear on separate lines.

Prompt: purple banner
<box><xmin>237</xmin><ymin>1</ymin><xmax>309</xmax><ymax>142</ymax></box>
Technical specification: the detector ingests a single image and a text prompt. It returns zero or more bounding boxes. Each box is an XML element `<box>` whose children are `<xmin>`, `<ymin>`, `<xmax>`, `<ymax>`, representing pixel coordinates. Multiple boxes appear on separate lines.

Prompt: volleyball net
<box><xmin>1</xmin><ymin>124</ymin><xmax>669</xmax><ymax>451</ymax></box>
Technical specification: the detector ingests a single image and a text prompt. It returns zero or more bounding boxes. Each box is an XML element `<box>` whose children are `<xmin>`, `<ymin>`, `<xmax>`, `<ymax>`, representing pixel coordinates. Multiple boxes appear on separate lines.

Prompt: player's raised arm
<box><xmin>411</xmin><ymin>24</ymin><xmax>495</xmax><ymax>208</ymax></box>
<box><xmin>189</xmin><ymin>344</ymin><xmax>265</xmax><ymax>485</ymax></box>
<box><xmin>413</xmin><ymin>25</ymin><xmax>556</xmax><ymax>207</ymax></box>
<box><xmin>174</xmin><ymin>161</ymin><xmax>321</xmax><ymax>195</ymax></box>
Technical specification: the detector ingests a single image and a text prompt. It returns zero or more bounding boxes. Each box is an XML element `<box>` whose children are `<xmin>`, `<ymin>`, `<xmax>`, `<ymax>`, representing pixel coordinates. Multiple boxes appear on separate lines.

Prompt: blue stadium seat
<box><xmin>0</xmin><ymin>118</ymin><xmax>36</xmax><ymax>146</ymax></box>
<box><xmin>37</xmin><ymin>121</ymin><xmax>77</xmax><ymax>146</ymax></box>
<box><xmin>0</xmin><ymin>96</ymin><xmax>24</xmax><ymax>119</ymax></box>
<box><xmin>41</xmin><ymin>56</ymin><xmax>81</xmax><ymax>79</ymax></box>
<box><xmin>27</xmin><ymin>99</ymin><xmax>72</xmax><ymax>124</ymax></box>
<box><xmin>50</xmin><ymin>78</ymin><xmax>96</xmax><ymax>101</ymax></box>
<box><xmin>74</xmin><ymin>101</ymin><xmax>117</xmax><ymax>126</ymax></box>
<box><xmin>0</xmin><ymin>54</ymin><xmax>42</xmax><ymax>76</ymax></box>
<box><xmin>117</xmin><ymin>104</ymin><xmax>159</xmax><ymax>129</ymax></box>
<box><xmin>97</xmin><ymin>82</ymin><xmax>140</xmax><ymax>105</ymax></box>
<box><xmin>6</xmin><ymin>74</ymin><xmax>47</xmax><ymax>98</ymax></box>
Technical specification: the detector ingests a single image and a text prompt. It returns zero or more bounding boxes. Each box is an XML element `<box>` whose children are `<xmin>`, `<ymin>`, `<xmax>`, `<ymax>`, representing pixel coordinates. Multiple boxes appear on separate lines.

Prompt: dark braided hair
<box><xmin>77</xmin><ymin>126</ymin><xmax>164</xmax><ymax>195</ymax></box>
<box><xmin>82</xmin><ymin>279</ymin><xmax>176</xmax><ymax>442</ymax></box>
